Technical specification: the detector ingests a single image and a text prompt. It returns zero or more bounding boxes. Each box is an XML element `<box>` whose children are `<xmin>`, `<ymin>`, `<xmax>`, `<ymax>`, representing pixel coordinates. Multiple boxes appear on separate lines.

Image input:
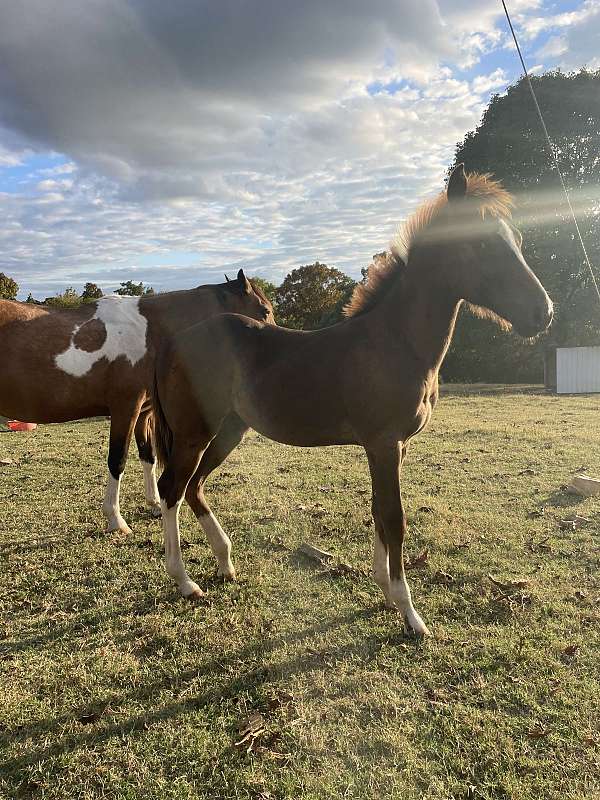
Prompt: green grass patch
<box><xmin>1</xmin><ymin>391</ymin><xmax>599</xmax><ymax>799</ymax></box>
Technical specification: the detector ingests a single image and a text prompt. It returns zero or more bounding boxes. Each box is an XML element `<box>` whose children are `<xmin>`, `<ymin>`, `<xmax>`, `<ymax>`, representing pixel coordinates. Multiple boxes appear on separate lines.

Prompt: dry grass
<box><xmin>1</xmin><ymin>389</ymin><xmax>599</xmax><ymax>799</ymax></box>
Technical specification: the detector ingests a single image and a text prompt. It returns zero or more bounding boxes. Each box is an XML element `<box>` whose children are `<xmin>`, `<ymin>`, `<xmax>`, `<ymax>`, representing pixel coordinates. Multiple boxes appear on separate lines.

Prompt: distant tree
<box><xmin>25</xmin><ymin>293</ymin><xmax>41</xmax><ymax>304</ymax></box>
<box><xmin>81</xmin><ymin>282</ymin><xmax>103</xmax><ymax>301</ymax></box>
<box><xmin>114</xmin><ymin>280</ymin><xmax>154</xmax><ymax>296</ymax></box>
<box><xmin>275</xmin><ymin>262</ymin><xmax>356</xmax><ymax>329</ymax></box>
<box><xmin>44</xmin><ymin>287</ymin><xmax>82</xmax><ymax>308</ymax></box>
<box><xmin>445</xmin><ymin>68</ymin><xmax>600</xmax><ymax>383</ymax></box>
<box><xmin>0</xmin><ymin>272</ymin><xmax>19</xmax><ymax>300</ymax></box>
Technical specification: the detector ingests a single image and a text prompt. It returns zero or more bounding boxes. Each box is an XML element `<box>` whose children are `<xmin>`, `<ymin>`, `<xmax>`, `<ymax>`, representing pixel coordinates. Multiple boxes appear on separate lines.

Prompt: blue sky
<box><xmin>0</xmin><ymin>0</ymin><xmax>598</xmax><ymax>298</ymax></box>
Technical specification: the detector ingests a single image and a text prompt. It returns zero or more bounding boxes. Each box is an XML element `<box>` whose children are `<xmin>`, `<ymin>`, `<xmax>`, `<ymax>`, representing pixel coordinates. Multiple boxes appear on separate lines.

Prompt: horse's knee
<box><xmin>157</xmin><ymin>469</ymin><xmax>181</xmax><ymax>509</ymax></box>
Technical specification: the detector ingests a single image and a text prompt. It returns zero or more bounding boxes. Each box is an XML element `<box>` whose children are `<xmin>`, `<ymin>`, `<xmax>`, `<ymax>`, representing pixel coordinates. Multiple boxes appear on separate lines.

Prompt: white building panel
<box><xmin>556</xmin><ymin>346</ymin><xmax>600</xmax><ymax>393</ymax></box>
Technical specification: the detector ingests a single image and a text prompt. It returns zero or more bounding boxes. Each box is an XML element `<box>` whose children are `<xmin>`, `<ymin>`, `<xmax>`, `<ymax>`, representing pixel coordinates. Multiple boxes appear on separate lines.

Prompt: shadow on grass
<box><xmin>542</xmin><ymin>488</ymin><xmax>586</xmax><ymax>510</ymax></box>
<box><xmin>0</xmin><ymin>602</ymin><xmax>423</xmax><ymax>789</ymax></box>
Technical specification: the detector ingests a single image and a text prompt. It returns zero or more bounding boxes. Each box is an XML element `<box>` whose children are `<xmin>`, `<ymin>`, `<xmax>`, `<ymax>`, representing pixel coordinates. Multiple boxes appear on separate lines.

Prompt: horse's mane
<box><xmin>248</xmin><ymin>279</ymin><xmax>271</xmax><ymax>308</ymax></box>
<box><xmin>344</xmin><ymin>173</ymin><xmax>514</xmax><ymax>318</ymax></box>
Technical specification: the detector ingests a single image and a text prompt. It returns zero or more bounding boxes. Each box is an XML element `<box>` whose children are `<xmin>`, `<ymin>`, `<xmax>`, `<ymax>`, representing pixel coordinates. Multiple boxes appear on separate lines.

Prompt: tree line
<box><xmin>2</xmin><ymin>69</ymin><xmax>598</xmax><ymax>383</ymax></box>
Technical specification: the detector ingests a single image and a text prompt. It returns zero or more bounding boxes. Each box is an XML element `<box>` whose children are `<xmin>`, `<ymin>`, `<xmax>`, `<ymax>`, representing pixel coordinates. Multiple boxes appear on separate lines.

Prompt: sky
<box><xmin>0</xmin><ymin>0</ymin><xmax>598</xmax><ymax>299</ymax></box>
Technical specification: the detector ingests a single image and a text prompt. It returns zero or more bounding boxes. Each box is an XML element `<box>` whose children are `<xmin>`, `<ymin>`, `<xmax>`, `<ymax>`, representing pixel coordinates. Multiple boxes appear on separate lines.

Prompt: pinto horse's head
<box><xmin>418</xmin><ymin>165</ymin><xmax>553</xmax><ymax>338</ymax></box>
<box><xmin>220</xmin><ymin>268</ymin><xmax>275</xmax><ymax>324</ymax></box>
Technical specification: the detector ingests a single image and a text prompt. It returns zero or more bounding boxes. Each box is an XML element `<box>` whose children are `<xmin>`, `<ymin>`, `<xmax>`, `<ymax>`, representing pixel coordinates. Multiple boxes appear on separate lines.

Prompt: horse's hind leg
<box><xmin>185</xmin><ymin>413</ymin><xmax>248</xmax><ymax>580</ymax></box>
<box><xmin>158</xmin><ymin>434</ymin><xmax>211</xmax><ymax>599</ymax></box>
<box><xmin>367</xmin><ymin>442</ymin><xmax>429</xmax><ymax>636</ymax></box>
<box><xmin>103</xmin><ymin>398</ymin><xmax>144</xmax><ymax>533</ymax></box>
<box><xmin>134</xmin><ymin>405</ymin><xmax>161</xmax><ymax>517</ymax></box>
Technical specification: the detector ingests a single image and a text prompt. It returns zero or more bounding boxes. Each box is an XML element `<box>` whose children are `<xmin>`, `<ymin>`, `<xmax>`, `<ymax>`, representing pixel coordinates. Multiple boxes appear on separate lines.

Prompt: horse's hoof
<box><xmin>184</xmin><ymin>586</ymin><xmax>207</xmax><ymax>601</ymax></box>
<box><xmin>217</xmin><ymin>567</ymin><xmax>236</xmax><ymax>581</ymax></box>
<box><xmin>106</xmin><ymin>521</ymin><xmax>132</xmax><ymax>535</ymax></box>
<box><xmin>403</xmin><ymin>617</ymin><xmax>431</xmax><ymax>638</ymax></box>
<box><xmin>149</xmin><ymin>506</ymin><xmax>162</xmax><ymax>519</ymax></box>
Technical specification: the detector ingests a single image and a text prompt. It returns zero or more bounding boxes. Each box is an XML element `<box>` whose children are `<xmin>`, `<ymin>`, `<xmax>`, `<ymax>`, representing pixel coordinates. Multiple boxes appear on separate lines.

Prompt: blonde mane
<box><xmin>344</xmin><ymin>173</ymin><xmax>514</xmax><ymax>318</ymax></box>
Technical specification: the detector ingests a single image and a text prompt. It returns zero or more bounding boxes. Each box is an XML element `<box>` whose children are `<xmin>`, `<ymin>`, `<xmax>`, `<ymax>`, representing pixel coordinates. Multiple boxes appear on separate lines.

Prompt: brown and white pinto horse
<box><xmin>0</xmin><ymin>270</ymin><xmax>273</xmax><ymax>532</ymax></box>
<box><xmin>151</xmin><ymin>166</ymin><xmax>553</xmax><ymax>636</ymax></box>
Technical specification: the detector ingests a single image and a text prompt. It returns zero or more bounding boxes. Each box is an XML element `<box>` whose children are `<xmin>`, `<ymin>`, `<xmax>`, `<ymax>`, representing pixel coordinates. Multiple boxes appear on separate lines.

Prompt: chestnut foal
<box><xmin>152</xmin><ymin>166</ymin><xmax>553</xmax><ymax>635</ymax></box>
<box><xmin>0</xmin><ymin>270</ymin><xmax>273</xmax><ymax>532</ymax></box>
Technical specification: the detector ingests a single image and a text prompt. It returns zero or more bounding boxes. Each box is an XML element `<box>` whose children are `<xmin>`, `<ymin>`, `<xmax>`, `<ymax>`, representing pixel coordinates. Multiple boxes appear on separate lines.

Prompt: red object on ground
<box><xmin>7</xmin><ymin>420</ymin><xmax>37</xmax><ymax>431</ymax></box>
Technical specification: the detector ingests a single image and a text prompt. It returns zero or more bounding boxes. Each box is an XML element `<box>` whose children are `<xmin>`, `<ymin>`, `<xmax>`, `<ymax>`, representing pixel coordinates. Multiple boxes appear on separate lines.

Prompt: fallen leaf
<box><xmin>235</xmin><ymin>711</ymin><xmax>266</xmax><ymax>751</ymax></box>
<box><xmin>487</xmin><ymin>574</ymin><xmax>530</xmax><ymax>591</ymax></box>
<box><xmin>0</xmin><ymin>458</ymin><xmax>13</xmax><ymax>466</ymax></box>
<box><xmin>317</xmin><ymin>485</ymin><xmax>332</xmax><ymax>493</ymax></box>
<box><xmin>418</xmin><ymin>506</ymin><xmax>434</xmax><ymax>513</ymax></box>
<box><xmin>561</xmin><ymin>644</ymin><xmax>579</xmax><ymax>661</ymax></box>
<box><xmin>327</xmin><ymin>560</ymin><xmax>364</xmax><ymax>578</ymax></box>
<box><xmin>526</xmin><ymin>727</ymin><xmax>550</xmax><ymax>738</ymax></box>
<box><xmin>559</xmin><ymin>514</ymin><xmax>591</xmax><ymax>530</ymax></box>
<box><xmin>432</xmin><ymin>570</ymin><xmax>454</xmax><ymax>585</ymax></box>
<box><xmin>406</xmin><ymin>548</ymin><xmax>429</xmax><ymax>570</ymax></box>
<box><xmin>519</xmin><ymin>468</ymin><xmax>538</xmax><ymax>476</ymax></box>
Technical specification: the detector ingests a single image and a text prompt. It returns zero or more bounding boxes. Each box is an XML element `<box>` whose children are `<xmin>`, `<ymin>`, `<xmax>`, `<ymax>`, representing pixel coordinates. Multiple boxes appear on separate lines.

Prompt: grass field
<box><xmin>1</xmin><ymin>389</ymin><xmax>599</xmax><ymax>800</ymax></box>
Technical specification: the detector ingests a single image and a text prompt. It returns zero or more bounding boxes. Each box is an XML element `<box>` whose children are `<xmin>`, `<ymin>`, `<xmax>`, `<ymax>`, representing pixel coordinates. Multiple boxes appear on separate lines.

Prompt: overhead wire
<box><xmin>501</xmin><ymin>0</ymin><xmax>600</xmax><ymax>310</ymax></box>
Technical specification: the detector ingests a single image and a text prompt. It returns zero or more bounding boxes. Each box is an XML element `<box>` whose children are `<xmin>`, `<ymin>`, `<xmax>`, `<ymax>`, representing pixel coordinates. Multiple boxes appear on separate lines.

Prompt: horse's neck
<box><xmin>372</xmin><ymin>252</ymin><xmax>461</xmax><ymax>377</ymax></box>
<box><xmin>145</xmin><ymin>288</ymin><xmax>220</xmax><ymax>334</ymax></box>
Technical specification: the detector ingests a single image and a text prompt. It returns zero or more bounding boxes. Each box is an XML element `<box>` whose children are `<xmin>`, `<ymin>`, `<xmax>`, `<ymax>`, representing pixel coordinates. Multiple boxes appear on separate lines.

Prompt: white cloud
<box><xmin>0</xmin><ymin>0</ymin><xmax>596</xmax><ymax>296</ymax></box>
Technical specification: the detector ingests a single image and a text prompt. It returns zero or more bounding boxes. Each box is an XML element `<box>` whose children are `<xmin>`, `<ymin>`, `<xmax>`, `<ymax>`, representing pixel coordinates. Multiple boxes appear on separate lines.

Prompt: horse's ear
<box><xmin>237</xmin><ymin>268</ymin><xmax>252</xmax><ymax>295</ymax></box>
<box><xmin>447</xmin><ymin>163</ymin><xmax>467</xmax><ymax>202</ymax></box>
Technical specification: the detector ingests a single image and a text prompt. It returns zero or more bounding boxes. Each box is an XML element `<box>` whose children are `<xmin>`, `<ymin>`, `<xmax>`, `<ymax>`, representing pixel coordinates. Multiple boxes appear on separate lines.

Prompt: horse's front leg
<box><xmin>103</xmin><ymin>399</ymin><xmax>144</xmax><ymax>533</ymax></box>
<box><xmin>134</xmin><ymin>406</ymin><xmax>161</xmax><ymax>517</ymax></box>
<box><xmin>157</xmin><ymin>436</ymin><xmax>208</xmax><ymax>599</ymax></box>
<box><xmin>367</xmin><ymin>441</ymin><xmax>430</xmax><ymax>636</ymax></box>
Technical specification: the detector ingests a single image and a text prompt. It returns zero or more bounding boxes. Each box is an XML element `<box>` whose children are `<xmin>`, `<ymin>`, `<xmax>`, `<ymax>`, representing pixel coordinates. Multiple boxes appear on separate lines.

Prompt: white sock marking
<box><xmin>389</xmin><ymin>576</ymin><xmax>430</xmax><ymax>636</ymax></box>
<box><xmin>102</xmin><ymin>473</ymin><xmax>132</xmax><ymax>534</ymax></box>
<box><xmin>373</xmin><ymin>530</ymin><xmax>392</xmax><ymax>606</ymax></box>
<box><xmin>199</xmin><ymin>511</ymin><xmax>235</xmax><ymax>578</ymax></box>
<box><xmin>161</xmin><ymin>499</ymin><xmax>203</xmax><ymax>596</ymax></box>
<box><xmin>142</xmin><ymin>461</ymin><xmax>161</xmax><ymax>512</ymax></box>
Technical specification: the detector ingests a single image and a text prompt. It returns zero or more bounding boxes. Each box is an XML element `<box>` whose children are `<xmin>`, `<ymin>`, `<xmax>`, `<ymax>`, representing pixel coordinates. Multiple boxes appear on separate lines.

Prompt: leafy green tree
<box><xmin>44</xmin><ymin>287</ymin><xmax>82</xmax><ymax>308</ymax></box>
<box><xmin>0</xmin><ymin>272</ymin><xmax>19</xmax><ymax>300</ymax></box>
<box><xmin>445</xmin><ymin>69</ymin><xmax>600</xmax><ymax>383</ymax></box>
<box><xmin>81</xmin><ymin>282</ymin><xmax>103</xmax><ymax>301</ymax></box>
<box><xmin>275</xmin><ymin>262</ymin><xmax>356</xmax><ymax>329</ymax></box>
<box><xmin>114</xmin><ymin>280</ymin><xmax>154</xmax><ymax>296</ymax></box>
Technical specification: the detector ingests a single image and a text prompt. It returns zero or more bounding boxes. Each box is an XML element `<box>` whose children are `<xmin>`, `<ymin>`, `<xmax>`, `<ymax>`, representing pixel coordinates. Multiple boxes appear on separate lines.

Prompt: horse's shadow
<box><xmin>0</xmin><ymin>594</ymin><xmax>421</xmax><ymax>786</ymax></box>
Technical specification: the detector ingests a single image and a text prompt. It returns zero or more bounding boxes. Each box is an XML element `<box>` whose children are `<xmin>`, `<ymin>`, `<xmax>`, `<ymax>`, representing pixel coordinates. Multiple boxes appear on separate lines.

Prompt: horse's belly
<box><xmin>0</xmin><ymin>359</ymin><xmax>108</xmax><ymax>422</ymax></box>
<box><xmin>235</xmin><ymin>390</ymin><xmax>356</xmax><ymax>447</ymax></box>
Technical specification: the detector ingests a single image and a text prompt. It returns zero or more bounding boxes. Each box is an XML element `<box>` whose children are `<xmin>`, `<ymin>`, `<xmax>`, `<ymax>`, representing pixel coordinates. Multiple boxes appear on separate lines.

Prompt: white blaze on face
<box><xmin>498</xmin><ymin>219</ymin><xmax>526</xmax><ymax>264</ymax></box>
<box><xmin>55</xmin><ymin>295</ymin><xmax>148</xmax><ymax>377</ymax></box>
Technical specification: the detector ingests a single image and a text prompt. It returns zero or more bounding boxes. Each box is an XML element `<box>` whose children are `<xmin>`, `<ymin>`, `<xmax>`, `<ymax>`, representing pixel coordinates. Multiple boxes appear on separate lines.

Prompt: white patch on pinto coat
<box><xmin>55</xmin><ymin>295</ymin><xmax>148</xmax><ymax>377</ymax></box>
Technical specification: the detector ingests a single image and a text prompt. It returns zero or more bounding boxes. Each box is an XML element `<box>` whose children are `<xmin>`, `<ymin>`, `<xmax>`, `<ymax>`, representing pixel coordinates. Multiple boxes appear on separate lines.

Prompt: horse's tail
<box><xmin>150</xmin><ymin>369</ymin><xmax>172</xmax><ymax>470</ymax></box>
